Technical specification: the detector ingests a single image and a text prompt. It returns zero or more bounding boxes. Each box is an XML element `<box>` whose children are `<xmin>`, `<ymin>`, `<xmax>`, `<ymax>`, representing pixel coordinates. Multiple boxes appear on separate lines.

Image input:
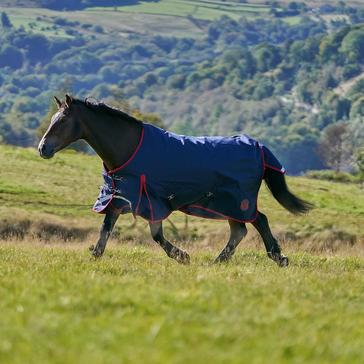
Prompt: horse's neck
<box><xmin>79</xmin><ymin>107</ymin><xmax>142</xmax><ymax>171</ymax></box>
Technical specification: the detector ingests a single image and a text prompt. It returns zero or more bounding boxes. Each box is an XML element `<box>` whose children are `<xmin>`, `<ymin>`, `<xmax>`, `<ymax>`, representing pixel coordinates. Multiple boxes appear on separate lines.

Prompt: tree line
<box><xmin>0</xmin><ymin>9</ymin><xmax>363</xmax><ymax>175</ymax></box>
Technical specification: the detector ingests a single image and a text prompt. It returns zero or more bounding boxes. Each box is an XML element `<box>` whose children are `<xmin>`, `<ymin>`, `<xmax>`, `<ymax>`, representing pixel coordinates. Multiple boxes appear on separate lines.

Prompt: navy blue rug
<box><xmin>93</xmin><ymin>123</ymin><xmax>284</xmax><ymax>223</ymax></box>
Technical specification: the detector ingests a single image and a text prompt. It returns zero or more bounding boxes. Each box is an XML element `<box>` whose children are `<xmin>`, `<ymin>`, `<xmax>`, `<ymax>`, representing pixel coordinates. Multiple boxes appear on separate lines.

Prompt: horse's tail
<box><xmin>264</xmin><ymin>168</ymin><xmax>313</xmax><ymax>215</ymax></box>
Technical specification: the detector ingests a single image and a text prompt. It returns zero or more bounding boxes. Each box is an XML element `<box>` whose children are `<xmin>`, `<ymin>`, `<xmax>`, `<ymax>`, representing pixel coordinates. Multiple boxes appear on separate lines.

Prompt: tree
<box><xmin>253</xmin><ymin>44</ymin><xmax>281</xmax><ymax>72</ymax></box>
<box><xmin>104</xmin><ymin>86</ymin><xmax>165</xmax><ymax>128</ymax></box>
<box><xmin>0</xmin><ymin>45</ymin><xmax>23</xmax><ymax>69</ymax></box>
<box><xmin>132</xmin><ymin>110</ymin><xmax>165</xmax><ymax>129</ymax></box>
<box><xmin>356</xmin><ymin>148</ymin><xmax>364</xmax><ymax>181</ymax></box>
<box><xmin>340</xmin><ymin>29</ymin><xmax>364</xmax><ymax>63</ymax></box>
<box><xmin>350</xmin><ymin>96</ymin><xmax>364</xmax><ymax>118</ymax></box>
<box><xmin>1</xmin><ymin>12</ymin><xmax>12</xmax><ymax>28</ymax></box>
<box><xmin>317</xmin><ymin>123</ymin><xmax>352</xmax><ymax>172</ymax></box>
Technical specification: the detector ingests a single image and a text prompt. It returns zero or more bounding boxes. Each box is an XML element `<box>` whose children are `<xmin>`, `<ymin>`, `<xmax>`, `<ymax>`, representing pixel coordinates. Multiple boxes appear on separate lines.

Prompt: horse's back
<box><xmin>138</xmin><ymin>124</ymin><xmax>264</xmax><ymax>180</ymax></box>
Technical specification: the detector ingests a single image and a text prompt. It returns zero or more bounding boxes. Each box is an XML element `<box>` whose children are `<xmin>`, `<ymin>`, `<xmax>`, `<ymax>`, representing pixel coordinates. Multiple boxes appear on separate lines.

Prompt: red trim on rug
<box><xmin>265</xmin><ymin>164</ymin><xmax>286</xmax><ymax>174</ymax></box>
<box><xmin>133</xmin><ymin>174</ymin><xmax>156</xmax><ymax>222</ymax></box>
<box><xmin>142</xmin><ymin>177</ymin><xmax>155</xmax><ymax>223</ymax></box>
<box><xmin>179</xmin><ymin>204</ymin><xmax>259</xmax><ymax>223</ymax></box>
<box><xmin>106</xmin><ymin>127</ymin><xmax>145</xmax><ymax>175</ymax></box>
<box><xmin>135</xmin><ymin>174</ymin><xmax>145</xmax><ymax>217</ymax></box>
<box><xmin>260</xmin><ymin>145</ymin><xmax>285</xmax><ymax>175</ymax></box>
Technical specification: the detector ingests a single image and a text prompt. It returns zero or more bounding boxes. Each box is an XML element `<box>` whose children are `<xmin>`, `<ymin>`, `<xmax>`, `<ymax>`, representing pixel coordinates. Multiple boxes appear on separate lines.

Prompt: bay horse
<box><xmin>38</xmin><ymin>95</ymin><xmax>312</xmax><ymax>266</ymax></box>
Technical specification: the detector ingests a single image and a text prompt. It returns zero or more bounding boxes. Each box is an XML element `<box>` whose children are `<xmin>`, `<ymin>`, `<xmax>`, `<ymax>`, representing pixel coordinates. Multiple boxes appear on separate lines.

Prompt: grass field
<box><xmin>0</xmin><ymin>6</ymin><xmax>206</xmax><ymax>39</ymax></box>
<box><xmin>1</xmin><ymin>244</ymin><xmax>364</xmax><ymax>363</ymax></box>
<box><xmin>88</xmin><ymin>0</ymin><xmax>269</xmax><ymax>21</ymax></box>
<box><xmin>1</xmin><ymin>144</ymin><xmax>364</xmax><ymax>363</ymax></box>
<box><xmin>0</xmin><ymin>0</ymin><xmax>302</xmax><ymax>40</ymax></box>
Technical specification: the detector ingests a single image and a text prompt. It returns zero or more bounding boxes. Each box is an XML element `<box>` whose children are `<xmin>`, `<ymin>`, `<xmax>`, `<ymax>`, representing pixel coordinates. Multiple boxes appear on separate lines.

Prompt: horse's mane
<box><xmin>71</xmin><ymin>97</ymin><xmax>142</xmax><ymax>124</ymax></box>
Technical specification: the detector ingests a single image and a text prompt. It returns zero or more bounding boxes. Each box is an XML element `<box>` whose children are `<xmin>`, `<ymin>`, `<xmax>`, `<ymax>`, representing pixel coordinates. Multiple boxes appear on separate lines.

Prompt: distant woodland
<box><xmin>0</xmin><ymin>2</ymin><xmax>364</xmax><ymax>173</ymax></box>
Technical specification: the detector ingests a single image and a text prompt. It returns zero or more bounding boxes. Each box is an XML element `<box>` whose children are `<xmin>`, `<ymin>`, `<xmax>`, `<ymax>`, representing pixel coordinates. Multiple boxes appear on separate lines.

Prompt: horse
<box><xmin>38</xmin><ymin>95</ymin><xmax>312</xmax><ymax>267</ymax></box>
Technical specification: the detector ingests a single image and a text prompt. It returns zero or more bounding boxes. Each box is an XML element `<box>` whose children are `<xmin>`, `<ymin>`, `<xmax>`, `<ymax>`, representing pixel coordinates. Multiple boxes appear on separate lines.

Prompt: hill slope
<box><xmin>0</xmin><ymin>144</ymin><xmax>363</xmax><ymax>251</ymax></box>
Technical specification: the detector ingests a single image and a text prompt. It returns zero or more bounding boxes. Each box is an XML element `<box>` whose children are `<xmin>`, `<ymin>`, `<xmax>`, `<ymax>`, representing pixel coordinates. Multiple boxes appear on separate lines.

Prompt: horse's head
<box><xmin>38</xmin><ymin>95</ymin><xmax>83</xmax><ymax>159</ymax></box>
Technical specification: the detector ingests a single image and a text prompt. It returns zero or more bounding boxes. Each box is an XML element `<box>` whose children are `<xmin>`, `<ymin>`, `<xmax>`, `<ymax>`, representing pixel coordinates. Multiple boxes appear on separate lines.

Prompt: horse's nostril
<box><xmin>39</xmin><ymin>143</ymin><xmax>46</xmax><ymax>154</ymax></box>
<box><xmin>39</xmin><ymin>142</ymin><xmax>54</xmax><ymax>159</ymax></box>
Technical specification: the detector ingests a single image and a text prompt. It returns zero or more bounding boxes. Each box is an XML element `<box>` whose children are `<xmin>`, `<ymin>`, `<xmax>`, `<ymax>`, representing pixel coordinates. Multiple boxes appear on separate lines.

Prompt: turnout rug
<box><xmin>93</xmin><ymin>123</ymin><xmax>285</xmax><ymax>223</ymax></box>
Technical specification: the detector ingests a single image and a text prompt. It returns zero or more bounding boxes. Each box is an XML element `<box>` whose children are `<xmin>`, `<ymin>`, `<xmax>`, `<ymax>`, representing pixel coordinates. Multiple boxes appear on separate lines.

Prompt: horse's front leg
<box><xmin>149</xmin><ymin>221</ymin><xmax>190</xmax><ymax>264</ymax></box>
<box><xmin>89</xmin><ymin>206</ymin><xmax>120</xmax><ymax>258</ymax></box>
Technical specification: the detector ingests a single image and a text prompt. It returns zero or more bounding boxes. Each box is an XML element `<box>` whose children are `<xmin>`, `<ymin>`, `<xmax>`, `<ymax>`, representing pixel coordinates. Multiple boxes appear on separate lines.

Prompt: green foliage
<box><xmin>317</xmin><ymin>123</ymin><xmax>352</xmax><ymax>172</ymax></box>
<box><xmin>350</xmin><ymin>96</ymin><xmax>364</xmax><ymax>117</ymax></box>
<box><xmin>253</xmin><ymin>43</ymin><xmax>281</xmax><ymax>72</ymax></box>
<box><xmin>356</xmin><ymin>147</ymin><xmax>364</xmax><ymax>179</ymax></box>
<box><xmin>0</xmin><ymin>45</ymin><xmax>23</xmax><ymax>69</ymax></box>
<box><xmin>0</xmin><ymin>6</ymin><xmax>364</xmax><ymax>173</ymax></box>
<box><xmin>132</xmin><ymin>109</ymin><xmax>165</xmax><ymax>129</ymax></box>
<box><xmin>347</xmin><ymin>79</ymin><xmax>364</xmax><ymax>100</ymax></box>
<box><xmin>342</xmin><ymin>63</ymin><xmax>361</xmax><ymax>80</ymax></box>
<box><xmin>1</xmin><ymin>11</ymin><xmax>12</xmax><ymax>28</ymax></box>
<box><xmin>340</xmin><ymin>29</ymin><xmax>364</xmax><ymax>63</ymax></box>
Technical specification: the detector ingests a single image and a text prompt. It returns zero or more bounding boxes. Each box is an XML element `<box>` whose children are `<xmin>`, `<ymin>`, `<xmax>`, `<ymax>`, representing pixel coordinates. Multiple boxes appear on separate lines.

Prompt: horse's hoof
<box><xmin>277</xmin><ymin>255</ymin><xmax>289</xmax><ymax>267</ymax></box>
<box><xmin>176</xmin><ymin>250</ymin><xmax>190</xmax><ymax>265</ymax></box>
<box><xmin>213</xmin><ymin>255</ymin><xmax>230</xmax><ymax>264</ymax></box>
<box><xmin>91</xmin><ymin>248</ymin><xmax>103</xmax><ymax>258</ymax></box>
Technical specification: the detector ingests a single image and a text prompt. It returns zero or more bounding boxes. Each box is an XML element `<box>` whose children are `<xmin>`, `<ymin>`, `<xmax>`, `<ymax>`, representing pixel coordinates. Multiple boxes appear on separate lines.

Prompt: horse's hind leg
<box><xmin>149</xmin><ymin>221</ymin><xmax>190</xmax><ymax>264</ymax></box>
<box><xmin>214</xmin><ymin>220</ymin><xmax>247</xmax><ymax>263</ymax></box>
<box><xmin>252</xmin><ymin>212</ymin><xmax>288</xmax><ymax>267</ymax></box>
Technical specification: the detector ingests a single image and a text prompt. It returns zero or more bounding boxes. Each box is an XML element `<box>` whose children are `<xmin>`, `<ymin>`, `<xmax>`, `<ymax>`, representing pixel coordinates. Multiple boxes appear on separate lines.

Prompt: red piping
<box><xmin>135</xmin><ymin>174</ymin><xmax>145</xmax><ymax>217</ymax></box>
<box><xmin>265</xmin><ymin>164</ymin><xmax>286</xmax><ymax>174</ymax></box>
<box><xmin>134</xmin><ymin>174</ymin><xmax>155</xmax><ymax>222</ymax></box>
<box><xmin>107</xmin><ymin>127</ymin><xmax>145</xmax><ymax>175</ymax></box>
<box><xmin>180</xmin><ymin>204</ymin><xmax>259</xmax><ymax>223</ymax></box>
<box><xmin>143</xmin><ymin>178</ymin><xmax>154</xmax><ymax>223</ymax></box>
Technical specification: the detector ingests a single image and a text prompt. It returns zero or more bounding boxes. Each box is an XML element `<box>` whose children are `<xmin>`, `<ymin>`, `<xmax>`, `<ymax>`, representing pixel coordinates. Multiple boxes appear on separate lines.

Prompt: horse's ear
<box><xmin>54</xmin><ymin>96</ymin><xmax>62</xmax><ymax>109</ymax></box>
<box><xmin>65</xmin><ymin>94</ymin><xmax>72</xmax><ymax>108</ymax></box>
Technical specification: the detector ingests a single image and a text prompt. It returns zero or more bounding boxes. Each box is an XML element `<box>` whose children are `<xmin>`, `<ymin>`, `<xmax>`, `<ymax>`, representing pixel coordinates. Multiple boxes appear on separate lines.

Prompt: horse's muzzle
<box><xmin>38</xmin><ymin>142</ymin><xmax>54</xmax><ymax>159</ymax></box>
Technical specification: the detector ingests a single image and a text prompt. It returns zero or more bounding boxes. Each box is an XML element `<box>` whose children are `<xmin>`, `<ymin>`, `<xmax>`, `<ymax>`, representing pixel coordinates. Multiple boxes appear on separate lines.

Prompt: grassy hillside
<box><xmin>88</xmin><ymin>0</ymin><xmax>270</xmax><ymax>21</ymax></box>
<box><xmin>0</xmin><ymin>144</ymin><xmax>363</xmax><ymax>253</ymax></box>
<box><xmin>0</xmin><ymin>6</ymin><xmax>206</xmax><ymax>38</ymax></box>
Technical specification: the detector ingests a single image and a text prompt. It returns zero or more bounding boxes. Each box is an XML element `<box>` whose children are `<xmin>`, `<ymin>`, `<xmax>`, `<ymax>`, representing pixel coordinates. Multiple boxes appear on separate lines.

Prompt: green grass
<box><xmin>1</xmin><ymin>244</ymin><xmax>364</xmax><ymax>364</ymax></box>
<box><xmin>0</xmin><ymin>1</ymin><xmax>311</xmax><ymax>38</ymax></box>
<box><xmin>1</xmin><ymin>143</ymin><xmax>364</xmax><ymax>363</ymax></box>
<box><xmin>88</xmin><ymin>0</ymin><xmax>270</xmax><ymax>21</ymax></box>
<box><xmin>0</xmin><ymin>8</ymin><xmax>72</xmax><ymax>38</ymax></box>
<box><xmin>0</xmin><ymin>6</ymin><xmax>206</xmax><ymax>39</ymax></box>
